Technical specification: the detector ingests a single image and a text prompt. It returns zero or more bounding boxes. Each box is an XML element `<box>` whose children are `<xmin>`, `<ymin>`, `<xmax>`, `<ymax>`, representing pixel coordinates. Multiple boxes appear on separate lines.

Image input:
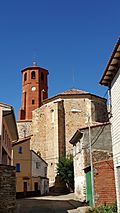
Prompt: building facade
<box><xmin>0</xmin><ymin>103</ymin><xmax>18</xmax><ymax>165</ymax></box>
<box><xmin>12</xmin><ymin>136</ymin><xmax>48</xmax><ymax>196</ymax></box>
<box><xmin>30</xmin><ymin>89</ymin><xmax>108</xmax><ymax>186</ymax></box>
<box><xmin>69</xmin><ymin>123</ymin><xmax>116</xmax><ymax>206</ymax></box>
<box><xmin>100</xmin><ymin>37</ymin><xmax>120</xmax><ymax>212</ymax></box>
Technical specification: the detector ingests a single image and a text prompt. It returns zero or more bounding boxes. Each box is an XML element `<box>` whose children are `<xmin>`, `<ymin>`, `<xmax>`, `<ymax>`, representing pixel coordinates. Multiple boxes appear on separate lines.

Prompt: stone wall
<box><xmin>0</xmin><ymin>164</ymin><xmax>16</xmax><ymax>212</ymax></box>
<box><xmin>31</xmin><ymin>95</ymin><xmax>108</xmax><ymax>186</ymax></box>
<box><xmin>17</xmin><ymin>120</ymin><xmax>32</xmax><ymax>139</ymax></box>
<box><xmin>31</xmin><ymin>102</ymin><xmax>60</xmax><ymax>186</ymax></box>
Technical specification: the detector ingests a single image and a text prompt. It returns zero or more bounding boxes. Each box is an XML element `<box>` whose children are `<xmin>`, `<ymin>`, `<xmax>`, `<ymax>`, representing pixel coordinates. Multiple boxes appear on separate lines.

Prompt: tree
<box><xmin>56</xmin><ymin>156</ymin><xmax>74</xmax><ymax>191</ymax></box>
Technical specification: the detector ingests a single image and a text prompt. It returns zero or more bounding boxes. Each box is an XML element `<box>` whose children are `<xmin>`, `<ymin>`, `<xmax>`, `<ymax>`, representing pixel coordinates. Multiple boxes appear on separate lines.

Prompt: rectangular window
<box><xmin>16</xmin><ymin>163</ymin><xmax>20</xmax><ymax>172</ymax></box>
<box><xmin>36</xmin><ymin>162</ymin><xmax>40</xmax><ymax>169</ymax></box>
<box><xmin>18</xmin><ymin>146</ymin><xmax>22</xmax><ymax>154</ymax></box>
<box><xmin>23</xmin><ymin>182</ymin><xmax>27</xmax><ymax>192</ymax></box>
<box><xmin>32</xmin><ymin>99</ymin><xmax>35</xmax><ymax>105</ymax></box>
<box><xmin>44</xmin><ymin>167</ymin><xmax>47</xmax><ymax>177</ymax></box>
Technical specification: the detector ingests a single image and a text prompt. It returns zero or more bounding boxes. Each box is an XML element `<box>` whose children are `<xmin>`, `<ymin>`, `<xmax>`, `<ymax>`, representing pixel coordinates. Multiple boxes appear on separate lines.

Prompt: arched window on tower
<box><xmin>41</xmin><ymin>72</ymin><xmax>44</xmax><ymax>81</ymax></box>
<box><xmin>31</xmin><ymin>71</ymin><xmax>36</xmax><ymax>79</ymax></box>
<box><xmin>24</xmin><ymin>73</ymin><xmax>27</xmax><ymax>81</ymax></box>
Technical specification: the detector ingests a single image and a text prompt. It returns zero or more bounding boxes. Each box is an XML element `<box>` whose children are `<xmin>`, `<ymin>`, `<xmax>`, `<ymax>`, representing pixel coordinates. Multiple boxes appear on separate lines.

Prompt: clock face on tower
<box><xmin>31</xmin><ymin>86</ymin><xmax>36</xmax><ymax>91</ymax></box>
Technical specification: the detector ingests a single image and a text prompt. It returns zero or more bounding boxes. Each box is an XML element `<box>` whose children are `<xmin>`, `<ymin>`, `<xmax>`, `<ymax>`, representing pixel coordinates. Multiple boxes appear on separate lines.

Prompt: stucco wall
<box><xmin>83</xmin><ymin>123</ymin><xmax>112</xmax><ymax>151</ymax></box>
<box><xmin>73</xmin><ymin>139</ymin><xmax>86</xmax><ymax>201</ymax></box>
<box><xmin>13</xmin><ymin>139</ymin><xmax>31</xmax><ymax>192</ymax></box>
<box><xmin>32</xmin><ymin>151</ymin><xmax>47</xmax><ymax>178</ymax></box>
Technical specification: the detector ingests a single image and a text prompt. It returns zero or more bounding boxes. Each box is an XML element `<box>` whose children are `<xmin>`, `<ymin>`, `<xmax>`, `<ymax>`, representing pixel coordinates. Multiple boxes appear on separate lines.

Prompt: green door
<box><xmin>86</xmin><ymin>171</ymin><xmax>93</xmax><ymax>206</ymax></box>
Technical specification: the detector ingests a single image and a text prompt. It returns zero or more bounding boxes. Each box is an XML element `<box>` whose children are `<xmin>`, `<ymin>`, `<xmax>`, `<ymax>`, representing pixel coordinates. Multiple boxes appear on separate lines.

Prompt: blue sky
<box><xmin>0</xmin><ymin>0</ymin><xmax>119</xmax><ymax>118</ymax></box>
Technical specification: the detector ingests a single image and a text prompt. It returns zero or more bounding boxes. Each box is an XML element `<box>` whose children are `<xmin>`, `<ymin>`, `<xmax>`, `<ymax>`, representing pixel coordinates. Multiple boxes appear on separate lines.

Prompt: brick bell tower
<box><xmin>18</xmin><ymin>62</ymin><xmax>48</xmax><ymax>120</ymax></box>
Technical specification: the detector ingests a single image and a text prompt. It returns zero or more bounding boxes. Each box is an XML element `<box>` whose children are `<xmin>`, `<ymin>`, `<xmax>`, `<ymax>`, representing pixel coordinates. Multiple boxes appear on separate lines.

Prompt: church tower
<box><xmin>18</xmin><ymin>62</ymin><xmax>48</xmax><ymax>120</ymax></box>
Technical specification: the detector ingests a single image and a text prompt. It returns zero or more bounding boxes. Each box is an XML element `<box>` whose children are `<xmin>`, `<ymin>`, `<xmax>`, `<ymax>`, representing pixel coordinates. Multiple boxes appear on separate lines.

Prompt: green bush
<box><xmin>86</xmin><ymin>203</ymin><xmax>117</xmax><ymax>213</ymax></box>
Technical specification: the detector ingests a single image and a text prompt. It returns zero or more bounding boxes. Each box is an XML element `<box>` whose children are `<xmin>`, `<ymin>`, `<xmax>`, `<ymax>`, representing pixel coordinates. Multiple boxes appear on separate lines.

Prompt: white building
<box><xmin>0</xmin><ymin>103</ymin><xmax>18</xmax><ymax>165</ymax></box>
<box><xmin>100</xmin><ymin>37</ymin><xmax>120</xmax><ymax>212</ymax></box>
<box><xmin>31</xmin><ymin>150</ymin><xmax>49</xmax><ymax>195</ymax></box>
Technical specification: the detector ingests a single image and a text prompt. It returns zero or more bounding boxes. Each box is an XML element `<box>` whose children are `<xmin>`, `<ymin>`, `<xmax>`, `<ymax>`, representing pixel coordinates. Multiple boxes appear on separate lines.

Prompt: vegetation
<box><xmin>86</xmin><ymin>203</ymin><xmax>117</xmax><ymax>213</ymax></box>
<box><xmin>56</xmin><ymin>156</ymin><xmax>74</xmax><ymax>191</ymax></box>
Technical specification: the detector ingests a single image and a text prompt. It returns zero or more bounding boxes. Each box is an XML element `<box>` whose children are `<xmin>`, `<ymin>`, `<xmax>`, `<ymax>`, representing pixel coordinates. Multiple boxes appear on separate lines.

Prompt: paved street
<box><xmin>16</xmin><ymin>193</ymin><xmax>85</xmax><ymax>213</ymax></box>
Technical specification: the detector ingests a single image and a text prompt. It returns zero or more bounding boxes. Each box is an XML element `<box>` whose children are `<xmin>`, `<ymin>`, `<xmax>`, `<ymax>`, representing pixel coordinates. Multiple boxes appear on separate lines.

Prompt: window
<box><xmin>51</xmin><ymin>109</ymin><xmax>54</xmax><ymax>123</ymax></box>
<box><xmin>32</xmin><ymin>99</ymin><xmax>35</xmax><ymax>105</ymax></box>
<box><xmin>23</xmin><ymin>182</ymin><xmax>27</xmax><ymax>192</ymax></box>
<box><xmin>18</xmin><ymin>147</ymin><xmax>22</xmax><ymax>154</ymax></box>
<box><xmin>44</xmin><ymin>167</ymin><xmax>47</xmax><ymax>177</ymax></box>
<box><xmin>16</xmin><ymin>163</ymin><xmax>20</xmax><ymax>172</ymax></box>
<box><xmin>36</xmin><ymin>162</ymin><xmax>40</xmax><ymax>169</ymax></box>
<box><xmin>41</xmin><ymin>72</ymin><xmax>44</xmax><ymax>81</ymax></box>
<box><xmin>31</xmin><ymin>71</ymin><xmax>36</xmax><ymax>79</ymax></box>
<box><xmin>24</xmin><ymin>73</ymin><xmax>27</xmax><ymax>81</ymax></box>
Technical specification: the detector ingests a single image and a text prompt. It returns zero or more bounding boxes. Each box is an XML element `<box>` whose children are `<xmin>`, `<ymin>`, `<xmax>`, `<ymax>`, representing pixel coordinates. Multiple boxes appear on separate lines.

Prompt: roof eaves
<box><xmin>100</xmin><ymin>37</ymin><xmax>120</xmax><ymax>86</ymax></box>
<box><xmin>69</xmin><ymin>130</ymin><xmax>83</xmax><ymax>145</ymax></box>
<box><xmin>12</xmin><ymin>135</ymin><xmax>32</xmax><ymax>146</ymax></box>
<box><xmin>31</xmin><ymin>150</ymin><xmax>48</xmax><ymax>165</ymax></box>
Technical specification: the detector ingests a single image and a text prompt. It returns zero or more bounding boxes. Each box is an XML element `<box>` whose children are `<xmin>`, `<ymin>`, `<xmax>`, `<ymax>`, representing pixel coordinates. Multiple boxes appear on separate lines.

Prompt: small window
<box><xmin>24</xmin><ymin>73</ymin><xmax>27</xmax><ymax>81</ymax></box>
<box><xmin>32</xmin><ymin>99</ymin><xmax>35</xmax><ymax>105</ymax></box>
<box><xmin>16</xmin><ymin>163</ymin><xmax>20</xmax><ymax>172</ymax></box>
<box><xmin>44</xmin><ymin>167</ymin><xmax>47</xmax><ymax>176</ymax></box>
<box><xmin>41</xmin><ymin>72</ymin><xmax>44</xmax><ymax>81</ymax></box>
<box><xmin>36</xmin><ymin>162</ymin><xmax>40</xmax><ymax>169</ymax></box>
<box><xmin>31</xmin><ymin>71</ymin><xmax>36</xmax><ymax>79</ymax></box>
<box><xmin>18</xmin><ymin>147</ymin><xmax>22</xmax><ymax>154</ymax></box>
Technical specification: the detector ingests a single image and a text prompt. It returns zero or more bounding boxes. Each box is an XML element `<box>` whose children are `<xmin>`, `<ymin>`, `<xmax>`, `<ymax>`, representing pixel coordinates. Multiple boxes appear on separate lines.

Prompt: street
<box><xmin>16</xmin><ymin>193</ymin><xmax>85</xmax><ymax>213</ymax></box>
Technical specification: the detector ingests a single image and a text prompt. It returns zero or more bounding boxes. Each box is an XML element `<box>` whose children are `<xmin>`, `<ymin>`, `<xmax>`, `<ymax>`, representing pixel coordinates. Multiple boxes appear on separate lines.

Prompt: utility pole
<box><xmin>88</xmin><ymin>114</ymin><xmax>95</xmax><ymax>207</ymax></box>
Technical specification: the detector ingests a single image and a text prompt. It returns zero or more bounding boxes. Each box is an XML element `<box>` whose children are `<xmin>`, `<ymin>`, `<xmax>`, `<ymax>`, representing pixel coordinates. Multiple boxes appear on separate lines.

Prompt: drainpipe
<box><xmin>88</xmin><ymin>115</ymin><xmax>95</xmax><ymax>207</ymax></box>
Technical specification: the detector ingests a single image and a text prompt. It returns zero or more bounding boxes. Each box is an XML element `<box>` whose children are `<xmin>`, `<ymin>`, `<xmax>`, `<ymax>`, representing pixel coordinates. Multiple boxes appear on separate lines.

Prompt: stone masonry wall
<box><xmin>64</xmin><ymin>98</ymin><xmax>90</xmax><ymax>156</ymax></box>
<box><xmin>17</xmin><ymin>120</ymin><xmax>32</xmax><ymax>139</ymax></box>
<box><xmin>0</xmin><ymin>164</ymin><xmax>16</xmax><ymax>212</ymax></box>
<box><xmin>31</xmin><ymin>96</ymin><xmax>108</xmax><ymax>186</ymax></box>
<box><xmin>31</xmin><ymin>102</ymin><xmax>60</xmax><ymax>186</ymax></box>
<box><xmin>58</xmin><ymin>100</ymin><xmax>66</xmax><ymax>159</ymax></box>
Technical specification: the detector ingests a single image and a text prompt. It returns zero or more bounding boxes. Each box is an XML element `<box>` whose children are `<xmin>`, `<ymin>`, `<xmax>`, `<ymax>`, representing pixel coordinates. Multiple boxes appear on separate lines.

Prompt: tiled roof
<box><xmin>59</xmin><ymin>89</ymin><xmax>89</xmax><ymax>95</ymax></box>
<box><xmin>42</xmin><ymin>88</ymin><xmax>106</xmax><ymax>105</ymax></box>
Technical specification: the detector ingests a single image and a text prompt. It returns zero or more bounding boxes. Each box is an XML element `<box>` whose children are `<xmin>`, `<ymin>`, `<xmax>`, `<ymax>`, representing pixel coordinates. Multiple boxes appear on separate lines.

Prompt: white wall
<box><xmin>73</xmin><ymin>139</ymin><xmax>86</xmax><ymax>201</ymax></box>
<box><xmin>111</xmin><ymin>67</ymin><xmax>120</xmax><ymax>212</ymax></box>
<box><xmin>32</xmin><ymin>151</ymin><xmax>47</xmax><ymax>178</ymax></box>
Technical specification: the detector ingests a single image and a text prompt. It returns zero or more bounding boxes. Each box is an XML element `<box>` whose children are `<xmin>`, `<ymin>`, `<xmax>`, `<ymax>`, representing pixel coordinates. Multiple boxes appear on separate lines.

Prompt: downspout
<box><xmin>108</xmin><ymin>85</ymin><xmax>112</xmax><ymax>119</ymax></box>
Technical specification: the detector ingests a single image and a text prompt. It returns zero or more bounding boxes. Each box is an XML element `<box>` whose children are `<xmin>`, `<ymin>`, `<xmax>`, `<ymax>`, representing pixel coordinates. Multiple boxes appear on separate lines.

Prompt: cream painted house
<box><xmin>100</xmin><ymin>37</ymin><xmax>120</xmax><ymax>212</ymax></box>
<box><xmin>30</xmin><ymin>89</ymin><xmax>108</xmax><ymax>187</ymax></box>
<box><xmin>13</xmin><ymin>136</ymin><xmax>48</xmax><ymax>196</ymax></box>
<box><xmin>0</xmin><ymin>102</ymin><xmax>18</xmax><ymax>165</ymax></box>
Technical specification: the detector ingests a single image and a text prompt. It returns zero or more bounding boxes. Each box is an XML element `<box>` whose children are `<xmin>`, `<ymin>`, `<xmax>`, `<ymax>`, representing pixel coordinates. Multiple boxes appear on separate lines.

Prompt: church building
<box><xmin>17</xmin><ymin>63</ymin><xmax>108</xmax><ymax>188</ymax></box>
